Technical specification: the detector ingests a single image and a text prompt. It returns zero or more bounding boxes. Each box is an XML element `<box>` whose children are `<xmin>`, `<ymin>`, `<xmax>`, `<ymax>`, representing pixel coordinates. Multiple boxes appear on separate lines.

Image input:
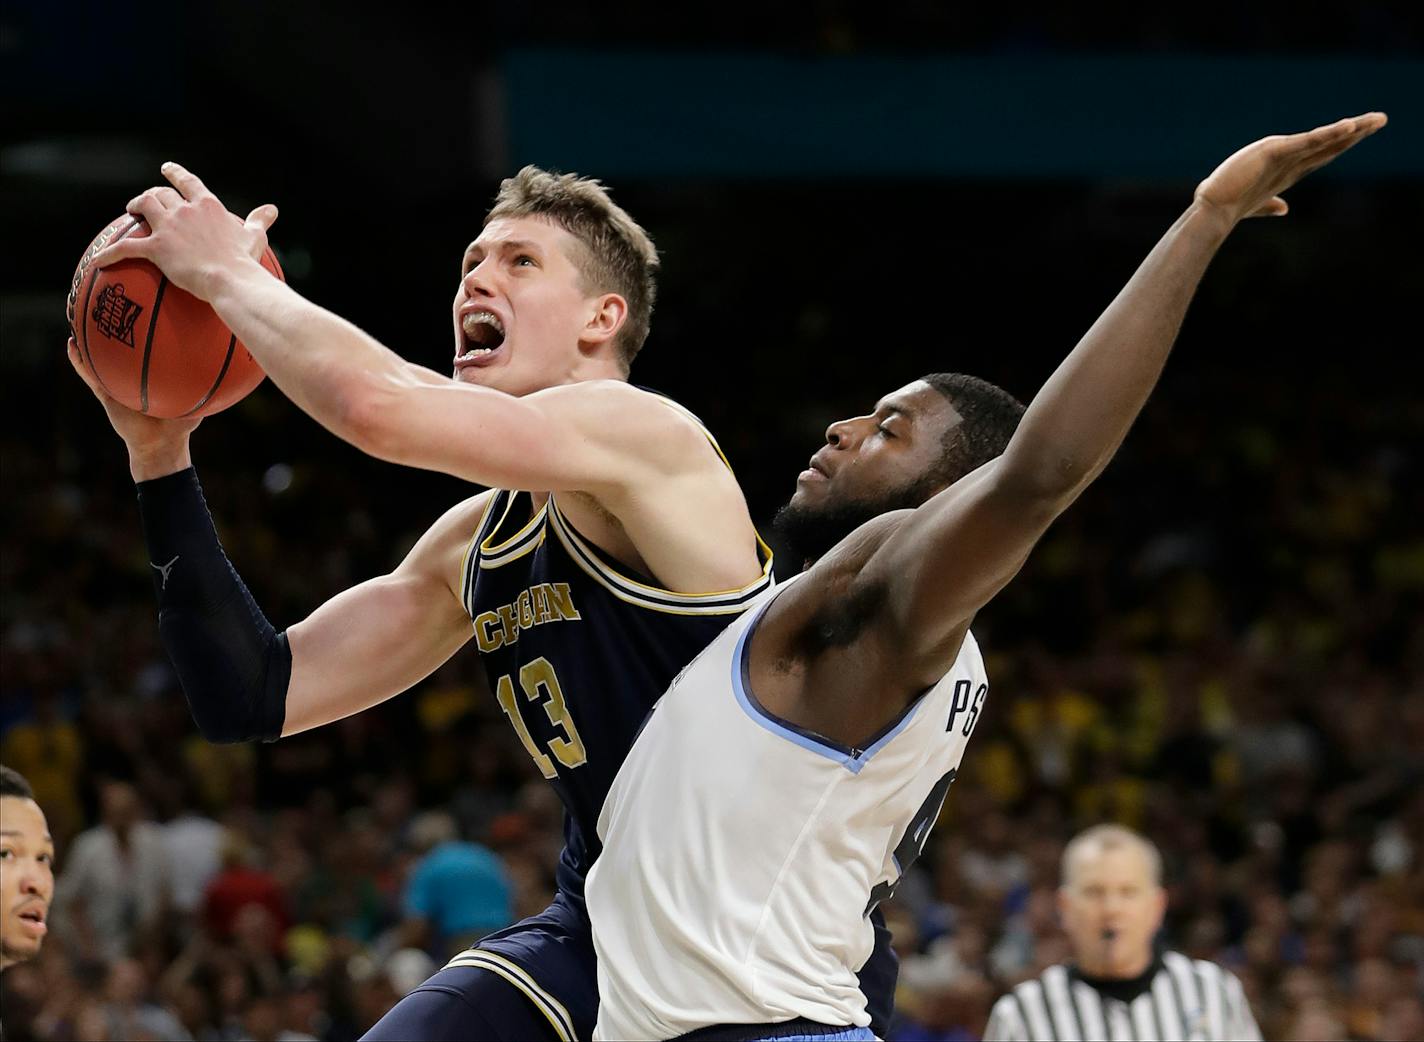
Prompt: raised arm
<box><xmin>857</xmin><ymin>112</ymin><xmax>1386</xmax><ymax>687</ymax></box>
<box><xmin>90</xmin><ymin>167</ymin><xmax>702</xmax><ymax>498</ymax></box>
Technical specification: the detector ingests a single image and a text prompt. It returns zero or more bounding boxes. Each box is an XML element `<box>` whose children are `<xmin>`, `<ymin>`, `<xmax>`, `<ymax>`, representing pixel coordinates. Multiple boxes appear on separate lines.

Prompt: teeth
<box><xmin>461</xmin><ymin>311</ymin><xmax>505</xmax><ymax>337</ymax></box>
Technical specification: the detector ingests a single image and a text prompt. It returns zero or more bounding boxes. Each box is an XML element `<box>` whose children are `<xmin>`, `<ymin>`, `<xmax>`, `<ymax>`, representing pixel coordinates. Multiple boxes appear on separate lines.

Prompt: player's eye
<box><xmin>877</xmin><ymin>425</ymin><xmax>895</xmax><ymax>439</ymax></box>
<box><xmin>37</xmin><ymin>853</ymin><xmax>53</xmax><ymax>865</ymax></box>
<box><xmin>514</xmin><ymin>254</ymin><xmax>536</xmax><ymax>267</ymax></box>
<box><xmin>0</xmin><ymin>849</ymin><xmax>11</xmax><ymax>860</ymax></box>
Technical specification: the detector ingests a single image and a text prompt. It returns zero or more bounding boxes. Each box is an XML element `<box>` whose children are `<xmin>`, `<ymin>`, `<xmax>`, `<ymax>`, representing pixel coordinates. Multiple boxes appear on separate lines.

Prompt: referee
<box><xmin>984</xmin><ymin>824</ymin><xmax>1260</xmax><ymax>1041</ymax></box>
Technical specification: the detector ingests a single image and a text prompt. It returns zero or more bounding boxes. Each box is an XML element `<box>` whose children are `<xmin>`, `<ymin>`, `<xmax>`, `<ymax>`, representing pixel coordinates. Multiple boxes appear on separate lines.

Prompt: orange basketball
<box><xmin>66</xmin><ymin>215</ymin><xmax>285</xmax><ymax>419</ymax></box>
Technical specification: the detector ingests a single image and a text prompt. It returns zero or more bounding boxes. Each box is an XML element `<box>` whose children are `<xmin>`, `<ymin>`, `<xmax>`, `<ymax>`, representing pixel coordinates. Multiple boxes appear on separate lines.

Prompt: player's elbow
<box><xmin>339</xmin><ymin>378</ymin><xmax>416</xmax><ymax>462</ymax></box>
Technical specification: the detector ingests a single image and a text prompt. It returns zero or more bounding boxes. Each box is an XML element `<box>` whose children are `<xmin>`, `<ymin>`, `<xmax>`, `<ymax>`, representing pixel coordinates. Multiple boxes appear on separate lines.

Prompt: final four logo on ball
<box><xmin>91</xmin><ymin>283</ymin><xmax>144</xmax><ymax>347</ymax></box>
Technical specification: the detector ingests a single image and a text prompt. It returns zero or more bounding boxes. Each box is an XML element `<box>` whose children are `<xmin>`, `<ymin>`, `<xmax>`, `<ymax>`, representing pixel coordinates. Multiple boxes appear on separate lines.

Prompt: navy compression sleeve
<box><xmin>135</xmin><ymin>468</ymin><xmax>289</xmax><ymax>743</ymax></box>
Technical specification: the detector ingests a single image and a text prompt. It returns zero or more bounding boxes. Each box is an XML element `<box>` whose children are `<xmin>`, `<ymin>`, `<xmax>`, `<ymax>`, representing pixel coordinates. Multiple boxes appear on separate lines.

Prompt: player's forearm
<box><xmin>999</xmin><ymin>201</ymin><xmax>1234</xmax><ymax>498</ymax></box>
<box><xmin>138</xmin><ymin>468</ymin><xmax>290</xmax><ymax>744</ymax></box>
<box><xmin>205</xmin><ymin>262</ymin><xmax>441</xmax><ymax>450</ymax></box>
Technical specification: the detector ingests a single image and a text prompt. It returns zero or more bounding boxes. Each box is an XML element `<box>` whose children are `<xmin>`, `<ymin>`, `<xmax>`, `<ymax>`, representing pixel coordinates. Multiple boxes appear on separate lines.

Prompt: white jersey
<box><xmin>587</xmin><ymin>576</ymin><xmax>990</xmax><ymax>1040</ymax></box>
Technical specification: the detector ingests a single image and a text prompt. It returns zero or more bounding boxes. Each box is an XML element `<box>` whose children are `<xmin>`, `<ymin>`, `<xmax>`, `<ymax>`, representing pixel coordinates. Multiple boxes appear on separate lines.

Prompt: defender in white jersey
<box><xmin>587</xmin><ymin>112</ymin><xmax>1387</xmax><ymax>1041</ymax></box>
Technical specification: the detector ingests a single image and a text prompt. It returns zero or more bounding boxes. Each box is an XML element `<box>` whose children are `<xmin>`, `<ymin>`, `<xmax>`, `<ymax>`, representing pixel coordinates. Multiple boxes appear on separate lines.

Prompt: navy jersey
<box><xmin>459</xmin><ymin>413</ymin><xmax>773</xmax><ymax>900</ymax></box>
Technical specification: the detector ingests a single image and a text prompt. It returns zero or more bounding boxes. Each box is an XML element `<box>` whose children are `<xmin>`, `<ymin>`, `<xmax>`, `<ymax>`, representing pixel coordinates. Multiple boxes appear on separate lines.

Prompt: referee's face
<box><xmin>1058</xmin><ymin>846</ymin><xmax>1166</xmax><ymax>979</ymax></box>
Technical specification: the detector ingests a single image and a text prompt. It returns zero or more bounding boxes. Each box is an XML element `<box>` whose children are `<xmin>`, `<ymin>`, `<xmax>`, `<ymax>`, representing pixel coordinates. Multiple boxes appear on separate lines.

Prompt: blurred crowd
<box><xmin>3</xmin><ymin>178</ymin><xmax>1422</xmax><ymax>1040</ymax></box>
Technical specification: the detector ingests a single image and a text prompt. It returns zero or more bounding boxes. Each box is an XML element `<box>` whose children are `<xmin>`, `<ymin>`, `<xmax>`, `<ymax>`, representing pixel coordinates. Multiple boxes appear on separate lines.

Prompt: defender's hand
<box><xmin>1194</xmin><ymin>112</ymin><xmax>1386</xmax><ymax>225</ymax></box>
<box><xmin>90</xmin><ymin>162</ymin><xmax>278</xmax><ymax>302</ymax></box>
<box><xmin>67</xmin><ymin>338</ymin><xmax>200</xmax><ymax>480</ymax></box>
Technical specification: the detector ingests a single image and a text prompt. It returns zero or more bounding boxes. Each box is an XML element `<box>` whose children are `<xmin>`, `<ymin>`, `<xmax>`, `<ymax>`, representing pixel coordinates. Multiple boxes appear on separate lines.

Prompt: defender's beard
<box><xmin>772</xmin><ymin>474</ymin><xmax>942</xmax><ymax>568</ymax></box>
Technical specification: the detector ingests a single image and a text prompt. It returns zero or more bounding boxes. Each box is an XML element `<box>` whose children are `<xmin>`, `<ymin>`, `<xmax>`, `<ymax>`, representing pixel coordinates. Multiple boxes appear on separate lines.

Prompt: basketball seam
<box><xmin>138</xmin><ymin>276</ymin><xmax>170</xmax><ymax>414</ymax></box>
<box><xmin>180</xmin><ymin>333</ymin><xmax>238</xmax><ymax>417</ymax></box>
<box><xmin>77</xmin><ymin>216</ymin><xmax>142</xmax><ymax>399</ymax></box>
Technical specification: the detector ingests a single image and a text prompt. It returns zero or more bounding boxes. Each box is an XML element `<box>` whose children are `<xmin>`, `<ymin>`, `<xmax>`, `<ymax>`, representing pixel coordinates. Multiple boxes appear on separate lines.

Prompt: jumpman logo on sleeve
<box><xmin>151</xmin><ymin>555</ymin><xmax>179</xmax><ymax>590</ymax></box>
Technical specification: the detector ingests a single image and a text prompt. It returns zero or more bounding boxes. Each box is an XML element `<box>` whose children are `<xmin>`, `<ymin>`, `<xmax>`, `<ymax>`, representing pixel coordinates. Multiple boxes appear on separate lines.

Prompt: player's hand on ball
<box><xmin>91</xmin><ymin>163</ymin><xmax>279</xmax><ymax>302</ymax></box>
<box><xmin>67</xmin><ymin>337</ymin><xmax>201</xmax><ymax>478</ymax></box>
<box><xmin>1193</xmin><ymin>111</ymin><xmax>1386</xmax><ymax>225</ymax></box>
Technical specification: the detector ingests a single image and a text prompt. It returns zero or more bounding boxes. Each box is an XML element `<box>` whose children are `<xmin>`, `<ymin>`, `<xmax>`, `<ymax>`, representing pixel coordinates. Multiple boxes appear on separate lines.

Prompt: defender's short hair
<box><xmin>486</xmin><ymin>166</ymin><xmax>661</xmax><ymax>371</ymax></box>
<box><xmin>920</xmin><ymin>373</ymin><xmax>1026</xmax><ymax>485</ymax></box>
<box><xmin>1061</xmin><ymin>824</ymin><xmax>1164</xmax><ymax>888</ymax></box>
<box><xmin>0</xmin><ymin>765</ymin><xmax>35</xmax><ymax>801</ymax></box>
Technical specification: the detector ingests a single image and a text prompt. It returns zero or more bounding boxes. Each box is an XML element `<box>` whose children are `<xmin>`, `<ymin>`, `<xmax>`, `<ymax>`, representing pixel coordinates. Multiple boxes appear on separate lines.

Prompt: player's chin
<box><xmin>453</xmin><ymin>364</ymin><xmax>504</xmax><ymax>389</ymax></box>
<box><xmin>2</xmin><ymin>933</ymin><xmax>42</xmax><ymax>959</ymax></box>
<box><xmin>790</xmin><ymin>479</ymin><xmax>832</xmax><ymax>506</ymax></box>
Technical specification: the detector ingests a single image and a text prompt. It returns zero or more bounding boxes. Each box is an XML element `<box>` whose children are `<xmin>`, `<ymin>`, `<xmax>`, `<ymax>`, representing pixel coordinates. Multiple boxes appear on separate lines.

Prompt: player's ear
<box><xmin>582</xmin><ymin>292</ymin><xmax>627</xmax><ymax>349</ymax></box>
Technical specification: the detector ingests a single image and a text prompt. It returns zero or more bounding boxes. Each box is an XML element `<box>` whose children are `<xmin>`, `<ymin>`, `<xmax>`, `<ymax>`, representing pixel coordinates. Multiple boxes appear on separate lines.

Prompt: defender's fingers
<box><xmin>1296</xmin><ymin>112</ymin><xmax>1386</xmax><ymax>159</ymax></box>
<box><xmin>161</xmin><ymin>161</ymin><xmax>210</xmax><ymax>201</ymax></box>
<box><xmin>1291</xmin><ymin>121</ymin><xmax>1384</xmax><ymax>179</ymax></box>
<box><xmin>244</xmin><ymin>203</ymin><xmax>279</xmax><ymax>232</ymax></box>
<box><xmin>1251</xmin><ymin>196</ymin><xmax>1289</xmax><ymax>218</ymax></box>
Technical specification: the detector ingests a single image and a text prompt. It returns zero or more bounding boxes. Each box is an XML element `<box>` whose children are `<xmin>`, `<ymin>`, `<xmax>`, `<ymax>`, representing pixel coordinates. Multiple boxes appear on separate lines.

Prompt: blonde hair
<box><xmin>486</xmin><ymin>166</ymin><xmax>660</xmax><ymax>370</ymax></box>
<box><xmin>1061</xmin><ymin>824</ymin><xmax>1163</xmax><ymax>889</ymax></box>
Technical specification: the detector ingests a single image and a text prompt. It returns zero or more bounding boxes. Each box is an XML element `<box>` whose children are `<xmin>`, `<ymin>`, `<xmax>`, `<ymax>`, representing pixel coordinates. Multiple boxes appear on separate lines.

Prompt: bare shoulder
<box><xmin>428</xmin><ymin>488</ymin><xmax>498</xmax><ymax>540</ymax></box>
<box><xmin>747</xmin><ymin>507</ymin><xmax>929</xmax><ymax>738</ymax></box>
<box><xmin>526</xmin><ymin>380</ymin><xmax>722</xmax><ymax>474</ymax></box>
<box><xmin>763</xmin><ymin>509</ymin><xmax>915</xmax><ymax>637</ymax></box>
<box><xmin>398</xmin><ymin>489</ymin><xmax>497</xmax><ymax>581</ymax></box>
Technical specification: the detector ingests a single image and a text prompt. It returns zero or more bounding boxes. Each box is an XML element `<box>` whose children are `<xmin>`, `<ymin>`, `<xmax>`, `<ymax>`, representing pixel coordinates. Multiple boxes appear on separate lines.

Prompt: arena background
<box><xmin>3</xmin><ymin>4</ymin><xmax>1422</xmax><ymax>1039</ymax></box>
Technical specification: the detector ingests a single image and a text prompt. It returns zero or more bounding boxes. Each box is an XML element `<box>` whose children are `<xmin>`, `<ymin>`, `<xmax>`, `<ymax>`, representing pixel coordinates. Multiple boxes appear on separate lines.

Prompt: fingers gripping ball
<box><xmin>66</xmin><ymin>215</ymin><xmax>285</xmax><ymax>418</ymax></box>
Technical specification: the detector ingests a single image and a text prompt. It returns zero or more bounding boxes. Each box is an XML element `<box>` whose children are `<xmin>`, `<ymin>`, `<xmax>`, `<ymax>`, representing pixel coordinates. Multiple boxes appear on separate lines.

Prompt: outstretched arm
<box><xmin>856</xmin><ymin>112</ymin><xmax>1386</xmax><ymax>687</ymax></box>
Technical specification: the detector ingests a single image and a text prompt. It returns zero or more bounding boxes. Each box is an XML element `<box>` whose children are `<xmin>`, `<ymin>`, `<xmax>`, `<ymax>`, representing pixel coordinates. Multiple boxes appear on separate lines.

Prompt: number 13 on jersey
<box><xmin>494</xmin><ymin>656</ymin><xmax>589</xmax><ymax>779</ymax></box>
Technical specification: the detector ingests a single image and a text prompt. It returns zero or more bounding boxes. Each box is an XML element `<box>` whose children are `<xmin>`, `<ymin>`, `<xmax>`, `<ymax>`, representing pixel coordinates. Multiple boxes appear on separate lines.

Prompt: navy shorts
<box><xmin>362</xmin><ymin>890</ymin><xmax>596</xmax><ymax>1042</ymax></box>
<box><xmin>363</xmin><ymin>895</ymin><xmax>898</xmax><ymax>1041</ymax></box>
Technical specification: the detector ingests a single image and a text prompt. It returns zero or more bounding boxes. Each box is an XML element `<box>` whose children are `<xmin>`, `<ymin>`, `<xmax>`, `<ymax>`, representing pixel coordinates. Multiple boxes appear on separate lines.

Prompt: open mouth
<box><xmin>17</xmin><ymin>908</ymin><xmax>46</xmax><ymax>931</ymax></box>
<box><xmin>456</xmin><ymin>310</ymin><xmax>506</xmax><ymax>366</ymax></box>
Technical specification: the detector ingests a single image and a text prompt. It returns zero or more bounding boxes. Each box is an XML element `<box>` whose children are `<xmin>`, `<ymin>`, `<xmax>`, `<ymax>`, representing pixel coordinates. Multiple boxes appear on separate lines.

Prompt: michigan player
<box><xmin>70</xmin><ymin>169</ymin><xmax>776</xmax><ymax>1039</ymax></box>
<box><xmin>586</xmin><ymin>113</ymin><xmax>1386</xmax><ymax>1039</ymax></box>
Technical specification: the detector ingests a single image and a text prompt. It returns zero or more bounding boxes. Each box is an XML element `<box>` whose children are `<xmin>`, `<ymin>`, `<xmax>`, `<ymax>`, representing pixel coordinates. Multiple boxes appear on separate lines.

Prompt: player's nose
<box><xmin>825</xmin><ymin>415</ymin><xmax>868</xmax><ymax>450</ymax></box>
<box><xmin>461</xmin><ymin>261</ymin><xmax>496</xmax><ymax>299</ymax></box>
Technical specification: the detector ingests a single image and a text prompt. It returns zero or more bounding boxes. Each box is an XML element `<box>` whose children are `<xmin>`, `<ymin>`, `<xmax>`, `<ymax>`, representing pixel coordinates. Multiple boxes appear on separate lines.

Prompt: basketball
<box><xmin>66</xmin><ymin>214</ymin><xmax>285</xmax><ymax>419</ymax></box>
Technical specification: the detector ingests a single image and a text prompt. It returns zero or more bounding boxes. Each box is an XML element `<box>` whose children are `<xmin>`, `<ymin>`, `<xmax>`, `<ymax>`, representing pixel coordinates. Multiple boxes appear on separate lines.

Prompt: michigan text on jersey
<box><xmin>473</xmin><ymin>582</ymin><xmax>582</xmax><ymax>652</ymax></box>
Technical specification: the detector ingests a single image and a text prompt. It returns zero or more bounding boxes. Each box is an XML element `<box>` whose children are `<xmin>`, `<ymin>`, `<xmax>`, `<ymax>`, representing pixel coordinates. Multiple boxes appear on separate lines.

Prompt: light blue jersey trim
<box><xmin>855</xmin><ymin>694</ymin><xmax>927</xmax><ymax>761</ymax></box>
<box><xmin>729</xmin><ymin>593</ymin><xmax>929</xmax><ymax>776</ymax></box>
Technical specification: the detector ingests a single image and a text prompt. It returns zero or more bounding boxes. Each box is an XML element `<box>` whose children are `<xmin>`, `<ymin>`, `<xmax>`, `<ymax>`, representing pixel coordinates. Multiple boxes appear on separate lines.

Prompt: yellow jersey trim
<box><xmin>442</xmin><ymin>950</ymin><xmax>575</xmax><ymax>1041</ymax></box>
<box><xmin>478</xmin><ymin>492</ymin><xmax>550</xmax><ymax>570</ymax></box>
<box><xmin>546</xmin><ymin>499</ymin><xmax>773</xmax><ymax>615</ymax></box>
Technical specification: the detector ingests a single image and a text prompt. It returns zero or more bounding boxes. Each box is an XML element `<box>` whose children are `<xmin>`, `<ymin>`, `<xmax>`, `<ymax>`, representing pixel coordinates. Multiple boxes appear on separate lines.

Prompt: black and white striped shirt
<box><xmin>983</xmin><ymin>951</ymin><xmax>1261</xmax><ymax>1041</ymax></box>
